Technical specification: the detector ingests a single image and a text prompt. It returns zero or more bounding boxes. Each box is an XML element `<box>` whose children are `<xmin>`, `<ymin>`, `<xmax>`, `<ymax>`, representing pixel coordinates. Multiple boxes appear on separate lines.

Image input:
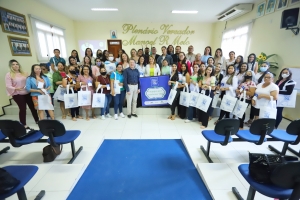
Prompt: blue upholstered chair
<box><xmin>232</xmin><ymin>162</ymin><xmax>300</xmax><ymax>200</ymax></box>
<box><xmin>0</xmin><ymin>120</ymin><xmax>44</xmax><ymax>148</ymax></box>
<box><xmin>37</xmin><ymin>120</ymin><xmax>83</xmax><ymax>164</ymax></box>
<box><xmin>236</xmin><ymin>119</ymin><xmax>276</xmax><ymax>145</ymax></box>
<box><xmin>201</xmin><ymin>119</ymin><xmax>240</xmax><ymax>163</ymax></box>
<box><xmin>0</xmin><ymin>165</ymin><xmax>45</xmax><ymax>200</ymax></box>
<box><xmin>0</xmin><ymin>131</ymin><xmax>10</xmax><ymax>155</ymax></box>
<box><xmin>269</xmin><ymin>119</ymin><xmax>300</xmax><ymax>156</ymax></box>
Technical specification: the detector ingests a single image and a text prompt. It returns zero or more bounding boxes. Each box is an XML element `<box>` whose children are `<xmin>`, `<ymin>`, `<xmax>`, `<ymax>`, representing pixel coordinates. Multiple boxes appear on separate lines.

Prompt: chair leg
<box><xmin>0</xmin><ymin>146</ymin><xmax>10</xmax><ymax>155</ymax></box>
<box><xmin>200</xmin><ymin>141</ymin><xmax>213</xmax><ymax>163</ymax></box>
<box><xmin>17</xmin><ymin>187</ymin><xmax>27</xmax><ymax>200</ymax></box>
<box><xmin>232</xmin><ymin>187</ymin><xmax>244</xmax><ymax>200</ymax></box>
<box><xmin>67</xmin><ymin>141</ymin><xmax>83</xmax><ymax>164</ymax></box>
<box><xmin>287</xmin><ymin>146</ymin><xmax>300</xmax><ymax>157</ymax></box>
<box><xmin>34</xmin><ymin>190</ymin><xmax>46</xmax><ymax>200</ymax></box>
<box><xmin>246</xmin><ymin>186</ymin><xmax>256</xmax><ymax>200</ymax></box>
<box><xmin>269</xmin><ymin>142</ymin><xmax>289</xmax><ymax>156</ymax></box>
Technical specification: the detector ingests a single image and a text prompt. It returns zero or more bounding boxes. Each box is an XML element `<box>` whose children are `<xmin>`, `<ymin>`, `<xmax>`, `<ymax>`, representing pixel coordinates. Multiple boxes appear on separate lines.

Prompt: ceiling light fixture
<box><xmin>91</xmin><ymin>8</ymin><xmax>118</xmax><ymax>11</ymax></box>
<box><xmin>172</xmin><ymin>10</ymin><xmax>198</xmax><ymax>14</ymax></box>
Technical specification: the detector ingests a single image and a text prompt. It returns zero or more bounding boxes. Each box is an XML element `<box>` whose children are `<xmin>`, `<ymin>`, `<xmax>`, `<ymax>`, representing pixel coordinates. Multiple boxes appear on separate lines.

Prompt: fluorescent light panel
<box><xmin>172</xmin><ymin>10</ymin><xmax>198</xmax><ymax>14</ymax></box>
<box><xmin>91</xmin><ymin>8</ymin><xmax>118</xmax><ymax>11</ymax></box>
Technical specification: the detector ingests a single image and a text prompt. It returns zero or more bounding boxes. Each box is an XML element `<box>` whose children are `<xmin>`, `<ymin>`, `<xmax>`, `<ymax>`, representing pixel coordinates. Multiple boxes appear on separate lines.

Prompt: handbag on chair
<box><xmin>42</xmin><ymin>145</ymin><xmax>63</xmax><ymax>162</ymax></box>
<box><xmin>249</xmin><ymin>153</ymin><xmax>298</xmax><ymax>184</ymax></box>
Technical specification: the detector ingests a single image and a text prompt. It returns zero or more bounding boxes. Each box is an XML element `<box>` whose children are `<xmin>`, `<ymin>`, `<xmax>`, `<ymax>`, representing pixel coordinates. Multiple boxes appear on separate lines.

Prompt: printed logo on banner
<box><xmin>151</xmin><ymin>77</ymin><xmax>159</xmax><ymax>87</ymax></box>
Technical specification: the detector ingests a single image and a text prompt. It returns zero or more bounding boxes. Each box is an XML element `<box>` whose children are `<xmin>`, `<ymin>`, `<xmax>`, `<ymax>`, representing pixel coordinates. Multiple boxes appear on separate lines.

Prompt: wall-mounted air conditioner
<box><xmin>218</xmin><ymin>4</ymin><xmax>253</xmax><ymax>21</ymax></box>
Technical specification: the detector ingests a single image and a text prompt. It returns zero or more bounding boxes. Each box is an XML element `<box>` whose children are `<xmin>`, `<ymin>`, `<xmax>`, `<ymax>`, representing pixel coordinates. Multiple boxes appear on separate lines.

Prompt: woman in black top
<box><xmin>275</xmin><ymin>68</ymin><xmax>296</xmax><ymax>128</ymax></box>
<box><xmin>168</xmin><ymin>63</ymin><xmax>179</xmax><ymax>120</ymax></box>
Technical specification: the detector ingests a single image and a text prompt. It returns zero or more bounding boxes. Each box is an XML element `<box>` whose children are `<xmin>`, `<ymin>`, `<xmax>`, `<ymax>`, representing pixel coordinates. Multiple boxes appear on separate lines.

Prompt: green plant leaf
<box><xmin>266</xmin><ymin>54</ymin><xmax>276</xmax><ymax>60</ymax></box>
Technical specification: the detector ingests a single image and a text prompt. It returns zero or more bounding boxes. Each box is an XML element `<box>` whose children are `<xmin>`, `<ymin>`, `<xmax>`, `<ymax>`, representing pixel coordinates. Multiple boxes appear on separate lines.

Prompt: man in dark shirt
<box><xmin>144</xmin><ymin>47</ymin><xmax>150</xmax><ymax>64</ymax></box>
<box><xmin>172</xmin><ymin>46</ymin><xmax>181</xmax><ymax>64</ymax></box>
<box><xmin>123</xmin><ymin>59</ymin><xmax>140</xmax><ymax>118</ymax></box>
<box><xmin>151</xmin><ymin>47</ymin><xmax>160</xmax><ymax>62</ymax></box>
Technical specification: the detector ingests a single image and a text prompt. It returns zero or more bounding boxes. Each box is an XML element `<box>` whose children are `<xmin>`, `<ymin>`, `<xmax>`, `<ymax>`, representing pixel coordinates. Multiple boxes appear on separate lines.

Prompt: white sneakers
<box><xmin>106</xmin><ymin>114</ymin><xmax>112</xmax><ymax>118</ymax></box>
<box><xmin>114</xmin><ymin>114</ymin><xmax>118</xmax><ymax>120</ymax></box>
<box><xmin>120</xmin><ymin>113</ymin><xmax>125</xmax><ymax>118</ymax></box>
<box><xmin>101</xmin><ymin>115</ymin><xmax>105</xmax><ymax>120</ymax></box>
<box><xmin>184</xmin><ymin>120</ymin><xmax>191</xmax><ymax>123</ymax></box>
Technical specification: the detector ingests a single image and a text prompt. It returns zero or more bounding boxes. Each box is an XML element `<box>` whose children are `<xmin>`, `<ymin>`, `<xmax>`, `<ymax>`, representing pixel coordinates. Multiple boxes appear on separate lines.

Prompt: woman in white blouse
<box><xmin>247</xmin><ymin>53</ymin><xmax>258</xmax><ymax>74</ymax></box>
<box><xmin>252</xmin><ymin>72</ymin><xmax>279</xmax><ymax>120</ymax></box>
<box><xmin>226</xmin><ymin>51</ymin><xmax>236</xmax><ymax>67</ymax></box>
<box><xmin>136</xmin><ymin>56</ymin><xmax>146</xmax><ymax>77</ymax></box>
<box><xmin>215</xmin><ymin>64</ymin><xmax>238</xmax><ymax>123</ymax></box>
<box><xmin>214</xmin><ymin>48</ymin><xmax>226</xmax><ymax>72</ymax></box>
<box><xmin>145</xmin><ymin>56</ymin><xmax>160</xmax><ymax>76</ymax></box>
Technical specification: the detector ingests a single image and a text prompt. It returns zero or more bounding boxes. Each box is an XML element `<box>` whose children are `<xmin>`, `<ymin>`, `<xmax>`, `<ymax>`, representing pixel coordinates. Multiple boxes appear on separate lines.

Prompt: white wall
<box><xmin>74</xmin><ymin>21</ymin><xmax>213</xmax><ymax>58</ymax></box>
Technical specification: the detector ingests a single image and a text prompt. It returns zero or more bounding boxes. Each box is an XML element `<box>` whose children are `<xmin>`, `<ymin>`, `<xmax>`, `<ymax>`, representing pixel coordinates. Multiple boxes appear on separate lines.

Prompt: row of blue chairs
<box><xmin>201</xmin><ymin>118</ymin><xmax>300</xmax><ymax>200</ymax></box>
<box><xmin>0</xmin><ymin>120</ymin><xmax>83</xmax><ymax>200</ymax></box>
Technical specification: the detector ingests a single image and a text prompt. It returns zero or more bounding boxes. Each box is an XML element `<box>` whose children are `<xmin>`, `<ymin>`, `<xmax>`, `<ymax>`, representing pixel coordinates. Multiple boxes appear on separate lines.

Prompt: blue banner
<box><xmin>139</xmin><ymin>76</ymin><xmax>170</xmax><ymax>107</ymax></box>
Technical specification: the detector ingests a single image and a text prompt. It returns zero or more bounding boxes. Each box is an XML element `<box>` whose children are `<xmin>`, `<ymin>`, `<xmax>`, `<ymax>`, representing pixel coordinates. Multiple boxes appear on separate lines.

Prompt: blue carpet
<box><xmin>67</xmin><ymin>139</ymin><xmax>212</xmax><ymax>200</ymax></box>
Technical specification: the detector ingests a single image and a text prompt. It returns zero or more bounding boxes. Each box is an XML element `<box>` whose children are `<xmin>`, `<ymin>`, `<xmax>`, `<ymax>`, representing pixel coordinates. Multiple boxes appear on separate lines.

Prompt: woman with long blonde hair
<box><xmin>5</xmin><ymin>59</ymin><xmax>39</xmax><ymax>128</ymax></box>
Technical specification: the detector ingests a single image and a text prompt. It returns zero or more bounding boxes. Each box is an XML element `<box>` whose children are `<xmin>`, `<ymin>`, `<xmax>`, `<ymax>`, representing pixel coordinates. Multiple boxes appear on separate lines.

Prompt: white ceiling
<box><xmin>36</xmin><ymin>0</ymin><xmax>258</xmax><ymax>23</ymax></box>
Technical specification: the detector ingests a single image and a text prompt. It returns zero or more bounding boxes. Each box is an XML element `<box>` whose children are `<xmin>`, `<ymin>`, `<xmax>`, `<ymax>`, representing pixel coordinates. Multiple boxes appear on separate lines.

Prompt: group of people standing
<box><xmin>5</xmin><ymin>45</ymin><xmax>295</xmax><ymax>131</ymax></box>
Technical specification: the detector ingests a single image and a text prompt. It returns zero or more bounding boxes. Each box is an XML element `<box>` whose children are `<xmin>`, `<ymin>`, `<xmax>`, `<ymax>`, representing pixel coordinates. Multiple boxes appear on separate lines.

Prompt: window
<box><xmin>221</xmin><ymin>22</ymin><xmax>253</xmax><ymax>59</ymax></box>
<box><xmin>29</xmin><ymin>15</ymin><xmax>67</xmax><ymax>62</ymax></box>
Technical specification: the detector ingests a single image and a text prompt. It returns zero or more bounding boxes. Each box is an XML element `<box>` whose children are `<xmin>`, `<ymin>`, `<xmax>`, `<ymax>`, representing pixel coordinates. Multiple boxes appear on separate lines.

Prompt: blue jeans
<box><xmin>113</xmin><ymin>90</ymin><xmax>126</xmax><ymax>114</ymax></box>
<box><xmin>101</xmin><ymin>94</ymin><xmax>112</xmax><ymax>115</ymax></box>
<box><xmin>187</xmin><ymin>106</ymin><xmax>196</xmax><ymax>120</ymax></box>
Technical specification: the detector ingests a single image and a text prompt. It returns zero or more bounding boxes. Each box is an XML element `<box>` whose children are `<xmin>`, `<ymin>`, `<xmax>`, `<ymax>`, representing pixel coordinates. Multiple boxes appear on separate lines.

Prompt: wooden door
<box><xmin>107</xmin><ymin>40</ymin><xmax>122</xmax><ymax>58</ymax></box>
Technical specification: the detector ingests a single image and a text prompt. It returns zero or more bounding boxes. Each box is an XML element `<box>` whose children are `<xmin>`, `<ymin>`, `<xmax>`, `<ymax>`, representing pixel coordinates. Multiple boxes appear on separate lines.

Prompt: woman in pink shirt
<box><xmin>177</xmin><ymin>52</ymin><xmax>192</xmax><ymax>75</ymax></box>
<box><xmin>5</xmin><ymin>59</ymin><xmax>39</xmax><ymax>128</ymax></box>
<box><xmin>77</xmin><ymin>65</ymin><xmax>95</xmax><ymax>120</ymax></box>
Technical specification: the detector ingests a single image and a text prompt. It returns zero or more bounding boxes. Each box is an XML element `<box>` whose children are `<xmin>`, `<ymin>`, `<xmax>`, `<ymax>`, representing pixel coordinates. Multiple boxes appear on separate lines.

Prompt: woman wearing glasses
<box><xmin>251</xmin><ymin>72</ymin><xmax>279</xmax><ymax>120</ymax></box>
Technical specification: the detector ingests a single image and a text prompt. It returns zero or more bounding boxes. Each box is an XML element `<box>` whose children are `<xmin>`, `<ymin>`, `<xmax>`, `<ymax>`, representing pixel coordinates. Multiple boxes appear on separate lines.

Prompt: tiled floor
<box><xmin>0</xmin><ymin>110</ymin><xmax>298</xmax><ymax>200</ymax></box>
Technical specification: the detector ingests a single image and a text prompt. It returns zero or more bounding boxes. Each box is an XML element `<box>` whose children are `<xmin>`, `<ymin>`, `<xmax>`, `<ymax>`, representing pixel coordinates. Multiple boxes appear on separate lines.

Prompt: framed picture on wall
<box><xmin>289</xmin><ymin>0</ymin><xmax>300</xmax><ymax>5</ymax></box>
<box><xmin>277</xmin><ymin>0</ymin><xmax>288</xmax><ymax>10</ymax></box>
<box><xmin>8</xmin><ymin>36</ymin><xmax>32</xmax><ymax>56</ymax></box>
<box><xmin>257</xmin><ymin>1</ymin><xmax>266</xmax><ymax>18</ymax></box>
<box><xmin>0</xmin><ymin>7</ymin><xmax>29</xmax><ymax>36</ymax></box>
<box><xmin>110</xmin><ymin>30</ymin><xmax>117</xmax><ymax>39</ymax></box>
<box><xmin>266</xmin><ymin>0</ymin><xmax>277</xmax><ymax>14</ymax></box>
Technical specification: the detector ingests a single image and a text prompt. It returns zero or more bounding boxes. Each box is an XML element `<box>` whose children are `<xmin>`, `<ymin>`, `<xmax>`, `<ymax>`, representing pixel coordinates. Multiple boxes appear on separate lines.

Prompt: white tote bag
<box><xmin>92</xmin><ymin>85</ymin><xmax>106</xmax><ymax>108</ymax></box>
<box><xmin>78</xmin><ymin>85</ymin><xmax>92</xmax><ymax>106</ymax></box>
<box><xmin>113</xmin><ymin>72</ymin><xmax>121</xmax><ymax>95</ymax></box>
<box><xmin>179</xmin><ymin>83</ymin><xmax>191</xmax><ymax>107</ymax></box>
<box><xmin>64</xmin><ymin>85</ymin><xmax>78</xmax><ymax>109</ymax></box>
<box><xmin>38</xmin><ymin>89</ymin><xmax>54</xmax><ymax>110</ymax></box>
<box><xmin>211</xmin><ymin>91</ymin><xmax>220</xmax><ymax>108</ymax></box>
<box><xmin>277</xmin><ymin>90</ymin><xmax>297</xmax><ymax>108</ymax></box>
<box><xmin>189</xmin><ymin>87</ymin><xmax>200</xmax><ymax>107</ymax></box>
<box><xmin>53</xmin><ymin>86</ymin><xmax>67</xmax><ymax>101</ymax></box>
<box><xmin>196</xmin><ymin>89</ymin><xmax>212</xmax><ymax>113</ymax></box>
<box><xmin>232</xmin><ymin>91</ymin><xmax>248</xmax><ymax>119</ymax></box>
<box><xmin>167</xmin><ymin>82</ymin><xmax>179</xmax><ymax>105</ymax></box>
<box><xmin>259</xmin><ymin>96</ymin><xmax>277</xmax><ymax>119</ymax></box>
<box><xmin>220</xmin><ymin>94</ymin><xmax>238</xmax><ymax>112</ymax></box>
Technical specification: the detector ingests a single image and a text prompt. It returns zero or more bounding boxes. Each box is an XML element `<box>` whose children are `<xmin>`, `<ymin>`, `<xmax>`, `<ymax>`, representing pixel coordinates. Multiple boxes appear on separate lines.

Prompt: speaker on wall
<box><xmin>280</xmin><ymin>7</ymin><xmax>299</xmax><ymax>29</ymax></box>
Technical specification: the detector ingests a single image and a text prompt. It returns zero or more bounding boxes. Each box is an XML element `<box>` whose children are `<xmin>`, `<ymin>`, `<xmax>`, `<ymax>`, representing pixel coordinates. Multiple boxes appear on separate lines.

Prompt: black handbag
<box><xmin>0</xmin><ymin>168</ymin><xmax>20</xmax><ymax>194</ymax></box>
<box><xmin>42</xmin><ymin>145</ymin><xmax>63</xmax><ymax>162</ymax></box>
<box><xmin>249</xmin><ymin>153</ymin><xmax>298</xmax><ymax>184</ymax></box>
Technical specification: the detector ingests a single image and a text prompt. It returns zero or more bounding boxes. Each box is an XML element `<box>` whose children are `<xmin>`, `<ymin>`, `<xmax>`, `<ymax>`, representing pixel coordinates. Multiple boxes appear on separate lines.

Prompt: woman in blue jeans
<box><xmin>96</xmin><ymin>67</ymin><xmax>112</xmax><ymax>120</ymax></box>
<box><xmin>110</xmin><ymin>64</ymin><xmax>126</xmax><ymax>120</ymax></box>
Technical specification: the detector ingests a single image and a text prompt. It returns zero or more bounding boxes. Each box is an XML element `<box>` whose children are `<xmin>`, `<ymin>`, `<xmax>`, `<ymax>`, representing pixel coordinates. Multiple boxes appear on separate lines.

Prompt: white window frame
<box><xmin>29</xmin><ymin>14</ymin><xmax>67</xmax><ymax>62</ymax></box>
<box><xmin>221</xmin><ymin>20</ymin><xmax>254</xmax><ymax>59</ymax></box>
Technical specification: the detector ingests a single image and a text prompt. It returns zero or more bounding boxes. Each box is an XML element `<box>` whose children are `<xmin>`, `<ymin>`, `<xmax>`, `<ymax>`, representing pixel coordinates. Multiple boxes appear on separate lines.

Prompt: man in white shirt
<box><xmin>186</xmin><ymin>45</ymin><xmax>196</xmax><ymax>62</ymax></box>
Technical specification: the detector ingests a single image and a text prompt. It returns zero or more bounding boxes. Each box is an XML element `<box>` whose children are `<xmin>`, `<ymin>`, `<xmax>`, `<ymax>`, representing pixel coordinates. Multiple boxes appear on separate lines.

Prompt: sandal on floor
<box><xmin>67</xmin><ymin>113</ymin><xmax>71</xmax><ymax>117</ymax></box>
<box><xmin>214</xmin><ymin>120</ymin><xmax>219</xmax><ymax>125</ymax></box>
<box><xmin>167</xmin><ymin>115</ymin><xmax>172</xmax><ymax>119</ymax></box>
<box><xmin>62</xmin><ymin>115</ymin><xmax>66</xmax><ymax>119</ymax></box>
<box><xmin>72</xmin><ymin>117</ymin><xmax>77</xmax><ymax>121</ymax></box>
<box><xmin>200</xmin><ymin>126</ymin><xmax>206</xmax><ymax>129</ymax></box>
<box><xmin>209</xmin><ymin>117</ymin><xmax>212</xmax><ymax>121</ymax></box>
<box><xmin>92</xmin><ymin>115</ymin><xmax>97</xmax><ymax>119</ymax></box>
<box><xmin>244</xmin><ymin>119</ymin><xmax>253</xmax><ymax>125</ymax></box>
<box><xmin>77</xmin><ymin>115</ymin><xmax>83</xmax><ymax>119</ymax></box>
<box><xmin>171</xmin><ymin>115</ymin><xmax>176</xmax><ymax>120</ymax></box>
<box><xmin>86</xmin><ymin>117</ymin><xmax>90</xmax><ymax>121</ymax></box>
